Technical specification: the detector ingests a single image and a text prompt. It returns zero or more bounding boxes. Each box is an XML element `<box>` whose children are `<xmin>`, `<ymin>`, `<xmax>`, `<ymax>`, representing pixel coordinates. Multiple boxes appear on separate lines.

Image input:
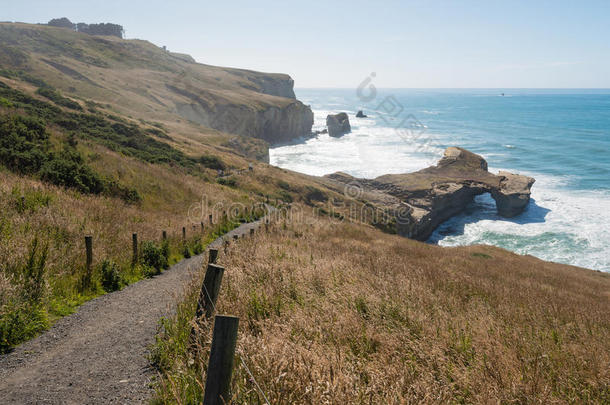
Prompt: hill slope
<box><xmin>0</xmin><ymin>22</ymin><xmax>313</xmax><ymax>147</ymax></box>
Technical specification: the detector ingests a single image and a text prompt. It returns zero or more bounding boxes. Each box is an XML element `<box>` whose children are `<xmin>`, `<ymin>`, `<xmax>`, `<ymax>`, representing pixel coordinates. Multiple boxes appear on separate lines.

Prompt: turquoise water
<box><xmin>270</xmin><ymin>89</ymin><xmax>610</xmax><ymax>272</ymax></box>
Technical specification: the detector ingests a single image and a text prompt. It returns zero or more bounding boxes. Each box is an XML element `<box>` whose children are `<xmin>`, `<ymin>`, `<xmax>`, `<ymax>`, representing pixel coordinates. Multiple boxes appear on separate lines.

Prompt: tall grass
<box><xmin>0</xmin><ymin>164</ymin><xmax>268</xmax><ymax>352</ymax></box>
<box><xmin>153</xmin><ymin>208</ymin><xmax>610</xmax><ymax>404</ymax></box>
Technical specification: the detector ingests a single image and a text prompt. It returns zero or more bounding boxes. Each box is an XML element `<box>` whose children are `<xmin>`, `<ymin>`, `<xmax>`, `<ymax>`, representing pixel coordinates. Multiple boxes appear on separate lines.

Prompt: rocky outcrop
<box><xmin>326</xmin><ymin>112</ymin><xmax>351</xmax><ymax>137</ymax></box>
<box><xmin>356</xmin><ymin>110</ymin><xmax>367</xmax><ymax>118</ymax></box>
<box><xmin>325</xmin><ymin>147</ymin><xmax>535</xmax><ymax>240</ymax></box>
<box><xmin>492</xmin><ymin>171</ymin><xmax>536</xmax><ymax>217</ymax></box>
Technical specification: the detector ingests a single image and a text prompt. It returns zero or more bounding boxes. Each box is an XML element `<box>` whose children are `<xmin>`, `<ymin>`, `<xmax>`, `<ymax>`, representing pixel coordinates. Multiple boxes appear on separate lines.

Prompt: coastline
<box><xmin>270</xmin><ymin>91</ymin><xmax>610</xmax><ymax>272</ymax></box>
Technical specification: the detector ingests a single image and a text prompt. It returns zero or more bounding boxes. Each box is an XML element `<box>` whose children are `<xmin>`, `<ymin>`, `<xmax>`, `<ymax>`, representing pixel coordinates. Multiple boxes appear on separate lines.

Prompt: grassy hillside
<box><xmin>0</xmin><ymin>22</ymin><xmax>310</xmax><ymax>150</ymax></box>
<box><xmin>0</xmin><ymin>68</ymin><xmax>347</xmax><ymax>351</ymax></box>
<box><xmin>153</xmin><ymin>210</ymin><xmax>610</xmax><ymax>404</ymax></box>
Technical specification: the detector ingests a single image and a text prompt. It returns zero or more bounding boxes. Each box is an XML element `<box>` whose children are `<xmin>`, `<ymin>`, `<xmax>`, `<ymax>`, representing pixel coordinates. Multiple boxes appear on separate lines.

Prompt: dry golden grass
<box><xmin>154</xmin><ymin>208</ymin><xmax>610</xmax><ymax>404</ymax></box>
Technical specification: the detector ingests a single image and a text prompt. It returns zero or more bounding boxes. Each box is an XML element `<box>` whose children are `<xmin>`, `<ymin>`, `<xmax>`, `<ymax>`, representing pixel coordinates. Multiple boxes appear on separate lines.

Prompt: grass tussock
<box><xmin>153</xmin><ymin>209</ymin><xmax>610</xmax><ymax>404</ymax></box>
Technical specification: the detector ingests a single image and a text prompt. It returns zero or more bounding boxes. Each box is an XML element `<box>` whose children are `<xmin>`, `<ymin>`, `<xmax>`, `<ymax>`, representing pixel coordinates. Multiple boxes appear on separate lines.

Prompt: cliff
<box><xmin>325</xmin><ymin>147</ymin><xmax>535</xmax><ymax>240</ymax></box>
<box><xmin>0</xmin><ymin>22</ymin><xmax>312</xmax><ymax>150</ymax></box>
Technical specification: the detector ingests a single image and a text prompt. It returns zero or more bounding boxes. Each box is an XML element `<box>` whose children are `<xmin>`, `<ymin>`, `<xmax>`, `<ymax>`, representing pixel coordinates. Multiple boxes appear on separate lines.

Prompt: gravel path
<box><xmin>0</xmin><ymin>217</ymin><xmax>266</xmax><ymax>404</ymax></box>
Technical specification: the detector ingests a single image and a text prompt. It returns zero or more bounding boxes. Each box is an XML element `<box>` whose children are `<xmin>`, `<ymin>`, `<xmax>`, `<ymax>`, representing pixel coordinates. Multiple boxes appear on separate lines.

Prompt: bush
<box><xmin>0</xmin><ymin>302</ymin><xmax>48</xmax><ymax>354</ymax></box>
<box><xmin>100</xmin><ymin>260</ymin><xmax>121</xmax><ymax>292</ymax></box>
<box><xmin>0</xmin><ymin>97</ymin><xmax>13</xmax><ymax>108</ymax></box>
<box><xmin>0</xmin><ymin>82</ymin><xmax>196</xmax><ymax>171</ymax></box>
<box><xmin>36</xmin><ymin>87</ymin><xmax>82</xmax><ymax>111</ymax></box>
<box><xmin>182</xmin><ymin>244</ymin><xmax>191</xmax><ymax>259</ymax></box>
<box><xmin>39</xmin><ymin>148</ymin><xmax>105</xmax><ymax>194</ymax></box>
<box><xmin>140</xmin><ymin>241</ymin><xmax>168</xmax><ymax>276</ymax></box>
<box><xmin>192</xmin><ymin>239</ymin><xmax>204</xmax><ymax>255</ymax></box>
<box><xmin>198</xmin><ymin>154</ymin><xmax>225</xmax><ymax>170</ymax></box>
<box><xmin>104</xmin><ymin>180</ymin><xmax>141</xmax><ymax>204</ymax></box>
<box><xmin>160</xmin><ymin>239</ymin><xmax>170</xmax><ymax>263</ymax></box>
<box><xmin>217</xmin><ymin>176</ymin><xmax>237</xmax><ymax>188</ymax></box>
<box><xmin>277</xmin><ymin>190</ymin><xmax>293</xmax><ymax>203</ymax></box>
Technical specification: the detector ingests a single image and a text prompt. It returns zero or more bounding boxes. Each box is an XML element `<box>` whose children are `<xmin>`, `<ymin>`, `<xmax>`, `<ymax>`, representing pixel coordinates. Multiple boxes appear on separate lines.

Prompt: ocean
<box><xmin>269</xmin><ymin>88</ymin><xmax>610</xmax><ymax>272</ymax></box>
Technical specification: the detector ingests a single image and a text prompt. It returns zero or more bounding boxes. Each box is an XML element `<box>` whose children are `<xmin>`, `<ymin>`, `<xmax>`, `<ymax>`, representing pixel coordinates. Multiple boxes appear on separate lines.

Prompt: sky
<box><xmin>4</xmin><ymin>0</ymin><xmax>610</xmax><ymax>88</ymax></box>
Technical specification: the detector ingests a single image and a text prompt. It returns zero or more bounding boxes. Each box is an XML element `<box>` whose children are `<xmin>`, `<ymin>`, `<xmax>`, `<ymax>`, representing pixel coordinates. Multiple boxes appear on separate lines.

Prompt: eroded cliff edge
<box><xmin>325</xmin><ymin>147</ymin><xmax>535</xmax><ymax>241</ymax></box>
<box><xmin>166</xmin><ymin>68</ymin><xmax>313</xmax><ymax>144</ymax></box>
<box><xmin>0</xmin><ymin>23</ymin><xmax>313</xmax><ymax>148</ymax></box>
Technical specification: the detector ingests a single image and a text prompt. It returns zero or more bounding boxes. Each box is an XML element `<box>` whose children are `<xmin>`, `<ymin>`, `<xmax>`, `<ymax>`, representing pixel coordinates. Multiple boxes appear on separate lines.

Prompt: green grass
<box><xmin>0</xmin><ymin>80</ymin><xmax>196</xmax><ymax>170</ymax></box>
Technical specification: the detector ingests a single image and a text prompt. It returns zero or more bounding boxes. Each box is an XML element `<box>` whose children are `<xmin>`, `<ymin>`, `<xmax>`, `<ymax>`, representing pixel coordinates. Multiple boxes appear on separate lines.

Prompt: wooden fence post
<box><xmin>201</xmin><ymin>222</ymin><xmax>205</xmax><ymax>233</ymax></box>
<box><xmin>209</xmin><ymin>214</ymin><xmax>213</xmax><ymax>224</ymax></box>
<box><xmin>209</xmin><ymin>248</ymin><xmax>218</xmax><ymax>264</ymax></box>
<box><xmin>250</xmin><ymin>228</ymin><xmax>254</xmax><ymax>236</ymax></box>
<box><xmin>84</xmin><ymin>235</ymin><xmax>93</xmax><ymax>288</ymax></box>
<box><xmin>132</xmin><ymin>233</ymin><xmax>138</xmax><ymax>265</ymax></box>
<box><xmin>162</xmin><ymin>230</ymin><xmax>167</xmax><ymax>240</ymax></box>
<box><xmin>182</xmin><ymin>226</ymin><xmax>186</xmax><ymax>240</ymax></box>
<box><xmin>196</xmin><ymin>264</ymin><xmax>225</xmax><ymax>319</ymax></box>
<box><xmin>203</xmin><ymin>315</ymin><xmax>239</xmax><ymax>405</ymax></box>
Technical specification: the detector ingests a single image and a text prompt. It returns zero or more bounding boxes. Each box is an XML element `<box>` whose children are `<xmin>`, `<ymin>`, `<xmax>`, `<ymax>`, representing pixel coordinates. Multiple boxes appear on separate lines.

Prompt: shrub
<box><xmin>0</xmin><ymin>302</ymin><xmax>48</xmax><ymax>354</ymax></box>
<box><xmin>36</xmin><ymin>86</ymin><xmax>82</xmax><ymax>111</ymax></box>
<box><xmin>160</xmin><ymin>239</ymin><xmax>170</xmax><ymax>264</ymax></box>
<box><xmin>192</xmin><ymin>239</ymin><xmax>204</xmax><ymax>255</ymax></box>
<box><xmin>0</xmin><ymin>83</ymin><xmax>196</xmax><ymax>170</ymax></box>
<box><xmin>198</xmin><ymin>154</ymin><xmax>225</xmax><ymax>170</ymax></box>
<box><xmin>217</xmin><ymin>176</ymin><xmax>237</xmax><ymax>187</ymax></box>
<box><xmin>182</xmin><ymin>244</ymin><xmax>191</xmax><ymax>259</ymax></box>
<box><xmin>104</xmin><ymin>180</ymin><xmax>141</xmax><ymax>204</ymax></box>
<box><xmin>277</xmin><ymin>190</ymin><xmax>293</xmax><ymax>203</ymax></box>
<box><xmin>0</xmin><ymin>113</ymin><xmax>107</xmax><ymax>195</ymax></box>
<box><xmin>304</xmin><ymin>186</ymin><xmax>327</xmax><ymax>204</ymax></box>
<box><xmin>140</xmin><ymin>241</ymin><xmax>167</xmax><ymax>276</ymax></box>
<box><xmin>39</xmin><ymin>148</ymin><xmax>105</xmax><ymax>194</ymax></box>
<box><xmin>100</xmin><ymin>260</ymin><xmax>121</xmax><ymax>292</ymax></box>
<box><xmin>277</xmin><ymin>180</ymin><xmax>292</xmax><ymax>191</ymax></box>
<box><xmin>0</xmin><ymin>97</ymin><xmax>13</xmax><ymax>108</ymax></box>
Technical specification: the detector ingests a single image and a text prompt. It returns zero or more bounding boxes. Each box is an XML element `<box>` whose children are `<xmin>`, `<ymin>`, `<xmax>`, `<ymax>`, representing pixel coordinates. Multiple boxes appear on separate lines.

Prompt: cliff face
<box><xmin>175</xmin><ymin>98</ymin><xmax>313</xmax><ymax>144</ymax></box>
<box><xmin>325</xmin><ymin>147</ymin><xmax>535</xmax><ymax>241</ymax></box>
<box><xmin>0</xmin><ymin>23</ymin><xmax>313</xmax><ymax>151</ymax></box>
<box><xmin>248</xmin><ymin>74</ymin><xmax>296</xmax><ymax>99</ymax></box>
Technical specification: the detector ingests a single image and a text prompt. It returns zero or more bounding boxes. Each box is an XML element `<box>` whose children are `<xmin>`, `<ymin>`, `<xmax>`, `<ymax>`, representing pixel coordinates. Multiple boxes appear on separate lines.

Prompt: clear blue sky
<box><xmin>4</xmin><ymin>0</ymin><xmax>610</xmax><ymax>88</ymax></box>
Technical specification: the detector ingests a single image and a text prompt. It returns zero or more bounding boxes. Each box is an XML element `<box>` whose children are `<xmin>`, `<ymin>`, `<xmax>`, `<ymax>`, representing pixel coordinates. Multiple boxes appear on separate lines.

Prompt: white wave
<box><xmin>433</xmin><ymin>171</ymin><xmax>610</xmax><ymax>272</ymax></box>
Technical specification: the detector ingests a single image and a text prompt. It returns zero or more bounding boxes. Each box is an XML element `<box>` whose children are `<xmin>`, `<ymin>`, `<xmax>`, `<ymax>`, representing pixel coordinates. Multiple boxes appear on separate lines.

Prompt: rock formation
<box><xmin>325</xmin><ymin>147</ymin><xmax>535</xmax><ymax>240</ymax></box>
<box><xmin>326</xmin><ymin>112</ymin><xmax>351</xmax><ymax>137</ymax></box>
<box><xmin>248</xmin><ymin>74</ymin><xmax>296</xmax><ymax>99</ymax></box>
<box><xmin>356</xmin><ymin>110</ymin><xmax>367</xmax><ymax>118</ymax></box>
<box><xmin>175</xmin><ymin>99</ymin><xmax>313</xmax><ymax>144</ymax></box>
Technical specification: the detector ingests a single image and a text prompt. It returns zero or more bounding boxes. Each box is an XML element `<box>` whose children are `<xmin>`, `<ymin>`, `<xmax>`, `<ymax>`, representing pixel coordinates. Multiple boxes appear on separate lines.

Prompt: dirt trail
<box><xmin>0</xmin><ymin>219</ymin><xmax>264</xmax><ymax>404</ymax></box>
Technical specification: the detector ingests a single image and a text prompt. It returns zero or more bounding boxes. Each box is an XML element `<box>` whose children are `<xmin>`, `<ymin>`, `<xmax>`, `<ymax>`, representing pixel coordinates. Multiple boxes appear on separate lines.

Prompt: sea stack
<box><xmin>356</xmin><ymin>110</ymin><xmax>367</xmax><ymax>118</ymax></box>
<box><xmin>326</xmin><ymin>112</ymin><xmax>351</xmax><ymax>137</ymax></box>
